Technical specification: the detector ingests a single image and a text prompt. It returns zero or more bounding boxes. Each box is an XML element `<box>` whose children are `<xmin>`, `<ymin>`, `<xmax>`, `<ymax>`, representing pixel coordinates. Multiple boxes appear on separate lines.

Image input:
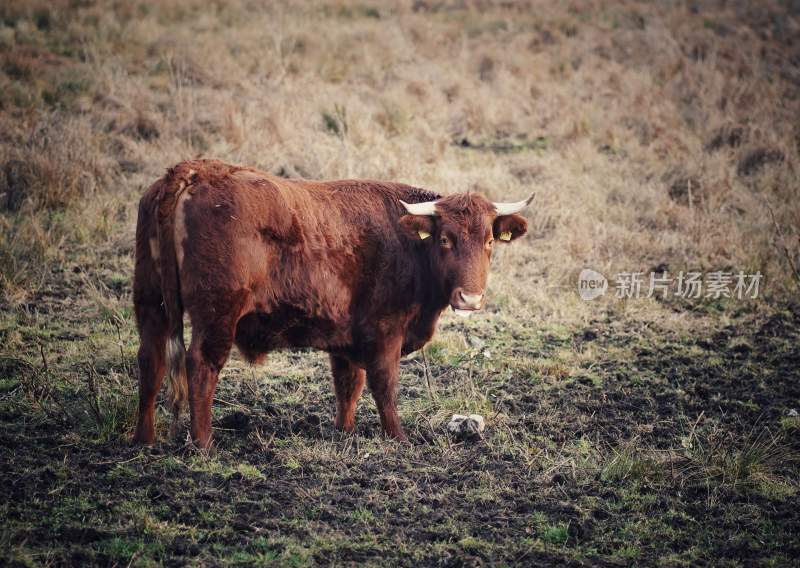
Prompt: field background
<box><xmin>1</xmin><ymin>0</ymin><xmax>799</xmax><ymax>566</ymax></box>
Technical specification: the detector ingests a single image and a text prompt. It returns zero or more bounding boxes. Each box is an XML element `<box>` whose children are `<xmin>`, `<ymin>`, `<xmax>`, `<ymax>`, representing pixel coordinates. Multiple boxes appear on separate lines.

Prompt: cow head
<box><xmin>399</xmin><ymin>192</ymin><xmax>534</xmax><ymax>317</ymax></box>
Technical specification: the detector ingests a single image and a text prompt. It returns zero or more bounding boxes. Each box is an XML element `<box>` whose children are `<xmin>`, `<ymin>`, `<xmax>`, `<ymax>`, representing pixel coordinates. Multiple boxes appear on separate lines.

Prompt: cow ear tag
<box><xmin>499</xmin><ymin>231</ymin><xmax>512</xmax><ymax>241</ymax></box>
<box><xmin>418</xmin><ymin>230</ymin><xmax>431</xmax><ymax>240</ymax></box>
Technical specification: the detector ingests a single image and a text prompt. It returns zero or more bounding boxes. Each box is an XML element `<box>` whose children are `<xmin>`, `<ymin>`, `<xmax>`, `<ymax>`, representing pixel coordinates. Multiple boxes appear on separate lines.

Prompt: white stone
<box><xmin>447</xmin><ymin>413</ymin><xmax>485</xmax><ymax>436</ymax></box>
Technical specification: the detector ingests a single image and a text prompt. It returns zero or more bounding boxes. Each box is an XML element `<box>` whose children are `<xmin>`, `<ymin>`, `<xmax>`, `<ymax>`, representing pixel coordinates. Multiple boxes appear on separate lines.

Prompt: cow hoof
<box><xmin>334</xmin><ymin>419</ymin><xmax>356</xmax><ymax>433</ymax></box>
<box><xmin>131</xmin><ymin>435</ymin><xmax>155</xmax><ymax>447</ymax></box>
<box><xmin>190</xmin><ymin>437</ymin><xmax>215</xmax><ymax>454</ymax></box>
<box><xmin>384</xmin><ymin>432</ymin><xmax>409</xmax><ymax>443</ymax></box>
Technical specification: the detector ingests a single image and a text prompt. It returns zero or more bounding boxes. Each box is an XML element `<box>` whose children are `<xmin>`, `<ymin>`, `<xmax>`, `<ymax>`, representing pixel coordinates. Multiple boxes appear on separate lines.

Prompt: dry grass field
<box><xmin>1</xmin><ymin>0</ymin><xmax>799</xmax><ymax>565</ymax></box>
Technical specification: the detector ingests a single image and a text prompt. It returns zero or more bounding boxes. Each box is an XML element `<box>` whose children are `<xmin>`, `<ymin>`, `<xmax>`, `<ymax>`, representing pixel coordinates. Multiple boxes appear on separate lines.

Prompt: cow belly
<box><xmin>234</xmin><ymin>307</ymin><xmax>350</xmax><ymax>360</ymax></box>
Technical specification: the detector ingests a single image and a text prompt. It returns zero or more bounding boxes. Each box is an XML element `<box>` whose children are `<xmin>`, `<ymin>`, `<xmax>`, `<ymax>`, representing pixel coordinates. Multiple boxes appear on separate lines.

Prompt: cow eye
<box><xmin>485</xmin><ymin>238</ymin><xmax>494</xmax><ymax>250</ymax></box>
<box><xmin>440</xmin><ymin>235</ymin><xmax>452</xmax><ymax>248</ymax></box>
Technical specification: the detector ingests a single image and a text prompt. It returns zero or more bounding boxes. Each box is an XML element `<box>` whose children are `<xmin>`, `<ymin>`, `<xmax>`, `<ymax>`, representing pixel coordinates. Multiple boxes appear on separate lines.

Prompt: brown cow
<box><xmin>132</xmin><ymin>159</ymin><xmax>532</xmax><ymax>448</ymax></box>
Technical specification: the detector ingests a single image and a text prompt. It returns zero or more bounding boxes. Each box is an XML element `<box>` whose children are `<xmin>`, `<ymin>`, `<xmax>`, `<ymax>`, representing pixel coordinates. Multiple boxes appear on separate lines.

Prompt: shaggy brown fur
<box><xmin>132</xmin><ymin>159</ymin><xmax>529</xmax><ymax>447</ymax></box>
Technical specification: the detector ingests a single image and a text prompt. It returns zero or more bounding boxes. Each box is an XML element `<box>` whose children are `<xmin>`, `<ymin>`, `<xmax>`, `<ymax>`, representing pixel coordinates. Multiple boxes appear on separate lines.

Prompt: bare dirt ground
<box><xmin>1</xmin><ymin>1</ymin><xmax>799</xmax><ymax>566</ymax></box>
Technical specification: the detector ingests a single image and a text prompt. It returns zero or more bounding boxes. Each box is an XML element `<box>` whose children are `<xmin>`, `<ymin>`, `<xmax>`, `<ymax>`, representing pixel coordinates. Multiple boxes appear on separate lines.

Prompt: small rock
<box><xmin>447</xmin><ymin>414</ymin><xmax>486</xmax><ymax>437</ymax></box>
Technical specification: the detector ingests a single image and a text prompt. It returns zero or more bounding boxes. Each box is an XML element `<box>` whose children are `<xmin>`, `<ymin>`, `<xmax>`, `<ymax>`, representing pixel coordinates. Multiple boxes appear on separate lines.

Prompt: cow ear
<box><xmin>399</xmin><ymin>215</ymin><xmax>436</xmax><ymax>242</ymax></box>
<box><xmin>493</xmin><ymin>214</ymin><xmax>528</xmax><ymax>243</ymax></box>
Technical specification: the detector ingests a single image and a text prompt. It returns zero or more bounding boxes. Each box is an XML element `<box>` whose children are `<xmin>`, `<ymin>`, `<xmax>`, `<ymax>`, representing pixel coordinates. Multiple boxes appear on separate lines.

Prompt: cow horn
<box><xmin>493</xmin><ymin>193</ymin><xmax>535</xmax><ymax>216</ymax></box>
<box><xmin>399</xmin><ymin>199</ymin><xmax>439</xmax><ymax>216</ymax></box>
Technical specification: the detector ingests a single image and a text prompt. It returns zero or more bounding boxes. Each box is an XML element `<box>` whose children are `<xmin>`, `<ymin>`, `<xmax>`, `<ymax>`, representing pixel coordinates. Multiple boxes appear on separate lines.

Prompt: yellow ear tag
<box><xmin>418</xmin><ymin>230</ymin><xmax>431</xmax><ymax>240</ymax></box>
<box><xmin>499</xmin><ymin>231</ymin><xmax>512</xmax><ymax>241</ymax></box>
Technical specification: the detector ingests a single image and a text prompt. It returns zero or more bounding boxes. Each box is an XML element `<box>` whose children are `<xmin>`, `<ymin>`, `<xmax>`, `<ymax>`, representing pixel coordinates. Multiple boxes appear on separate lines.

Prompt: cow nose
<box><xmin>460</xmin><ymin>291</ymin><xmax>484</xmax><ymax>307</ymax></box>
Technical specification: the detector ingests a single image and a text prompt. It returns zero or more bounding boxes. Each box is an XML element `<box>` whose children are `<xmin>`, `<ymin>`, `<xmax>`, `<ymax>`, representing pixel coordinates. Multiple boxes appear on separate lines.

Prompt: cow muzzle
<box><xmin>450</xmin><ymin>288</ymin><xmax>484</xmax><ymax>318</ymax></box>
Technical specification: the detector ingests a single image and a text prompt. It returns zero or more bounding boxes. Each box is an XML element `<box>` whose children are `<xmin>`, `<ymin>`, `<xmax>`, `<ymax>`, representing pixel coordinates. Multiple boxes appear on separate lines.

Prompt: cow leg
<box><xmin>132</xmin><ymin>303</ymin><xmax>168</xmax><ymax>445</ymax></box>
<box><xmin>330</xmin><ymin>355</ymin><xmax>365</xmax><ymax>433</ymax></box>
<box><xmin>185</xmin><ymin>331</ymin><xmax>234</xmax><ymax>450</ymax></box>
<box><xmin>366</xmin><ymin>339</ymin><xmax>407</xmax><ymax>441</ymax></box>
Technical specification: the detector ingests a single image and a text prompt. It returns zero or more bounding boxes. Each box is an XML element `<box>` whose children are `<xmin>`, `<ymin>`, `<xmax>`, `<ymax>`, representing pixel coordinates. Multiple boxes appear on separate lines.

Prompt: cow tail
<box><xmin>155</xmin><ymin>169</ymin><xmax>190</xmax><ymax>436</ymax></box>
<box><xmin>165</xmin><ymin>332</ymin><xmax>187</xmax><ymax>436</ymax></box>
